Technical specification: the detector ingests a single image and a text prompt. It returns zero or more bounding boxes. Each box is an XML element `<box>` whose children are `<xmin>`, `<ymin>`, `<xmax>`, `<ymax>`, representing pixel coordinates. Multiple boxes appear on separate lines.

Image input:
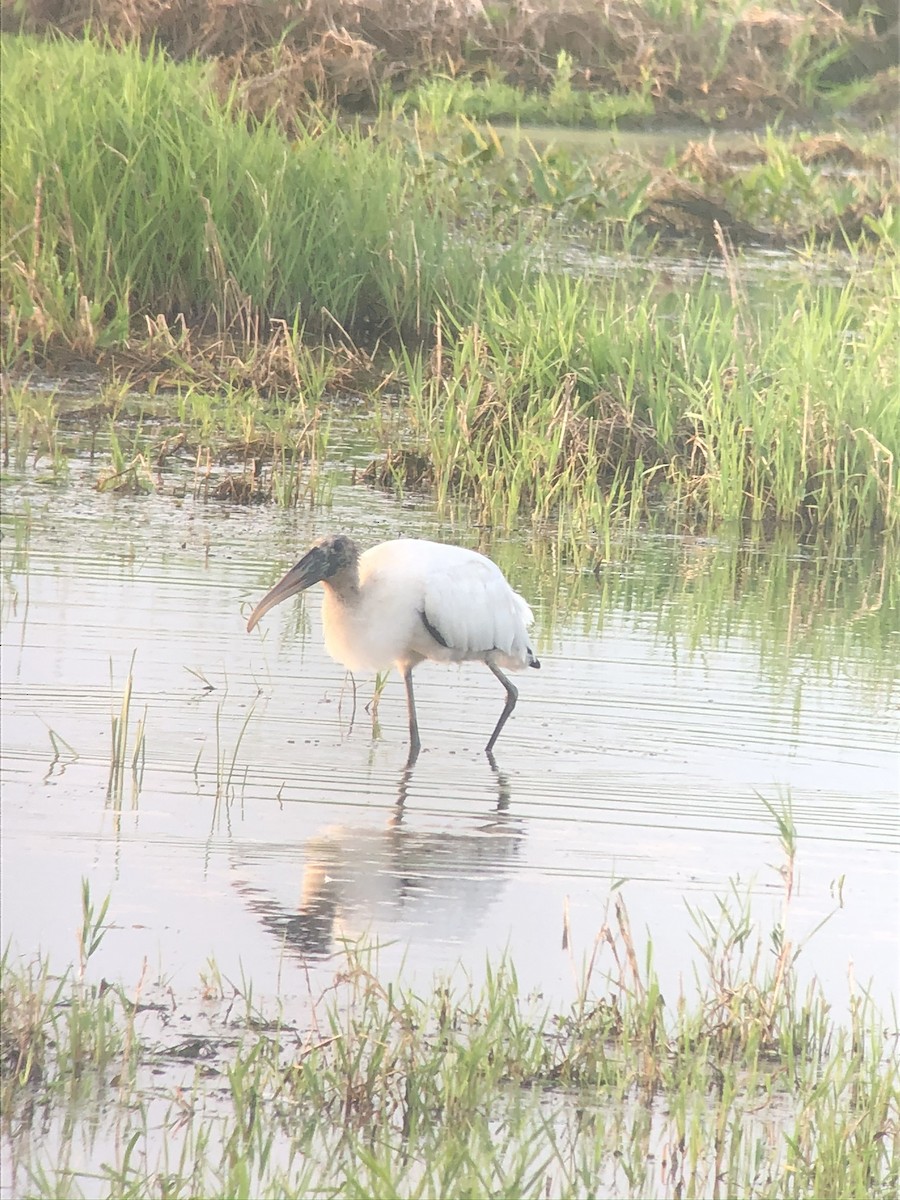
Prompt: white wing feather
<box><xmin>419</xmin><ymin>545</ymin><xmax>533</xmax><ymax>667</ymax></box>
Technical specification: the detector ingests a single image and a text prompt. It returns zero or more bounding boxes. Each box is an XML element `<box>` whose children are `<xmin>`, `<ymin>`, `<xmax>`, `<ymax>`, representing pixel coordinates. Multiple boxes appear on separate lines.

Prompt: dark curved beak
<box><xmin>246</xmin><ymin>547</ymin><xmax>328</xmax><ymax>632</ymax></box>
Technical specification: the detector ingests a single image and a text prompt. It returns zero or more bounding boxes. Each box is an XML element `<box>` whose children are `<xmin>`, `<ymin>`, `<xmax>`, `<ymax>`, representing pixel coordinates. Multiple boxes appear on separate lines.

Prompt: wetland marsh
<box><xmin>2</xmin><ymin>422</ymin><xmax>897</xmax><ymax>1197</ymax></box>
<box><xmin>2</xmin><ymin>11</ymin><xmax>899</xmax><ymax>1198</ymax></box>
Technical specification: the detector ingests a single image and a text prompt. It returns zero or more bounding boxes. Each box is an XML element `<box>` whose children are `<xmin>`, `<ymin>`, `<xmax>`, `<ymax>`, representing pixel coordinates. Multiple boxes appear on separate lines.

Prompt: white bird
<box><xmin>246</xmin><ymin>535</ymin><xmax>540</xmax><ymax>763</ymax></box>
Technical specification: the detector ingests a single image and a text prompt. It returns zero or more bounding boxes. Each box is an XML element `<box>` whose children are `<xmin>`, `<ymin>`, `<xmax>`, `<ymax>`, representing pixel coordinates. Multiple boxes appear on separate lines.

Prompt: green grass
<box><xmin>2</xmin><ymin>386</ymin><xmax>70</xmax><ymax>482</ymax></box>
<box><xmin>4</xmin><ymin>0</ymin><xmax>892</xmax><ymax>126</ymax></box>
<box><xmin>3</xmin><ymin>34</ymin><xmax>893</xmax><ymax>364</ymax></box>
<box><xmin>6</xmin><ymin>256</ymin><xmax>897</xmax><ymax>532</ymax></box>
<box><xmin>0</xmin><ymin>35</ymin><xmax>513</xmax><ymax>350</ymax></box>
<box><xmin>379</xmin><ymin>263</ymin><xmax>899</xmax><ymax>536</ymax></box>
<box><xmin>4</xmin><ymin>254</ymin><xmax>898</xmax><ymax>533</ymax></box>
<box><xmin>393</xmin><ymin>52</ymin><xmax>654</xmax><ymax>130</ymax></box>
<box><xmin>3</xmin><ymin>845</ymin><xmax>897</xmax><ymax>1199</ymax></box>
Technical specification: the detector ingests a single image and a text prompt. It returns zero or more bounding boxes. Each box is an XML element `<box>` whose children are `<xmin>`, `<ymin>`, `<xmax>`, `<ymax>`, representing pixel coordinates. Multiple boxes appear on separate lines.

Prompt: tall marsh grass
<box><xmin>390</xmin><ymin>267</ymin><xmax>899</xmax><ymax>535</ymax></box>
<box><xmin>0</xmin><ymin>36</ymin><xmax>502</xmax><ymax>349</ymax></box>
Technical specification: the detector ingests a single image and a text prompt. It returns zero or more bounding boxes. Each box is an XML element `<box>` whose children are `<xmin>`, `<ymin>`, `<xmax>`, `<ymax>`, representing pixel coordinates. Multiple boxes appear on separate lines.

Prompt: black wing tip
<box><xmin>528</xmin><ymin>651</ymin><xmax>541</xmax><ymax>669</ymax></box>
<box><xmin>420</xmin><ymin>609</ymin><xmax>450</xmax><ymax>648</ymax></box>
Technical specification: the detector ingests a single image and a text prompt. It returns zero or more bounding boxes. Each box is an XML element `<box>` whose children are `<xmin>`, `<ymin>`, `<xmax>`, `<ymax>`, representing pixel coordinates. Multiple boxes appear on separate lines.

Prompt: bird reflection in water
<box><xmin>234</xmin><ymin>758</ymin><xmax>519</xmax><ymax>958</ymax></box>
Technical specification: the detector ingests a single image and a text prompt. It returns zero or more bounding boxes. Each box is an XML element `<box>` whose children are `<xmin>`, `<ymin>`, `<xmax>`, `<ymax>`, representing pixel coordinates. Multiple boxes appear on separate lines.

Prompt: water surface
<box><xmin>2</xmin><ymin>466</ymin><xmax>897</xmax><ymax>1019</ymax></box>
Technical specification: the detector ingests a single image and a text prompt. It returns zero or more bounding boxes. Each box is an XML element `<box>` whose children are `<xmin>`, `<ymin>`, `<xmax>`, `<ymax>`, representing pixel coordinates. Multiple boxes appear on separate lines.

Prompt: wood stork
<box><xmin>246</xmin><ymin>535</ymin><xmax>540</xmax><ymax>763</ymax></box>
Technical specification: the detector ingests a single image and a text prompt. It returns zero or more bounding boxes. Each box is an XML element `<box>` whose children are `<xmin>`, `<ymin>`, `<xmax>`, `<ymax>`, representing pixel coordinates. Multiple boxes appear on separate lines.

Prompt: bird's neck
<box><xmin>322</xmin><ymin>566</ymin><xmax>360</xmax><ymax>604</ymax></box>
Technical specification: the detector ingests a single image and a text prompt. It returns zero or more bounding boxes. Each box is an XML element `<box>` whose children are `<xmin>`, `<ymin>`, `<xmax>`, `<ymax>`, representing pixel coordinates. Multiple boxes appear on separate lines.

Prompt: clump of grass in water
<box><xmin>2</xmin><ymin>822</ymin><xmax>897</xmax><ymax>1199</ymax></box>
<box><xmin>1</xmin><ymin>386</ymin><xmax>68</xmax><ymax>481</ymax></box>
<box><xmin>125</xmin><ymin>311</ymin><xmax>339</xmax><ymax>503</ymax></box>
<box><xmin>180</xmin><ymin>382</ymin><xmax>333</xmax><ymax>506</ymax></box>
<box><xmin>107</xmin><ymin>652</ymin><xmax>147</xmax><ymax>807</ymax></box>
<box><xmin>383</xmin><ymin>261</ymin><xmax>899</xmax><ymax>537</ymax></box>
<box><xmin>96</xmin><ymin>423</ymin><xmax>156</xmax><ymax>495</ymax></box>
<box><xmin>4</xmin><ymin>370</ymin><xmax>336</xmax><ymax>507</ymax></box>
<box><xmin>1</xmin><ymin>880</ymin><xmax>139</xmax><ymax>1118</ymax></box>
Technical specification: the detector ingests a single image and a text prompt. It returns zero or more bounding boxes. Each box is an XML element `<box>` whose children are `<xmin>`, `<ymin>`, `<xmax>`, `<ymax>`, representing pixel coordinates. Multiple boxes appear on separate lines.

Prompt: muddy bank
<box><xmin>2</xmin><ymin>0</ymin><xmax>897</xmax><ymax>126</ymax></box>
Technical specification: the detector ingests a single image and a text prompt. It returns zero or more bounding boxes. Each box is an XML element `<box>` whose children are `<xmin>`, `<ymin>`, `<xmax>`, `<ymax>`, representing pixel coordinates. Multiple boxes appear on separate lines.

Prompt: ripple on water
<box><xmin>1</xmin><ymin>481</ymin><xmax>898</xmax><ymax>1018</ymax></box>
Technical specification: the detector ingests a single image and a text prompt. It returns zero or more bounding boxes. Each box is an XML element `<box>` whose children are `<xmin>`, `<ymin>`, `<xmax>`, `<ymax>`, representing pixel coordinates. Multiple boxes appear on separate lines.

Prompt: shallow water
<box><xmin>2</xmin><ymin>460</ymin><xmax>897</xmax><ymax>1022</ymax></box>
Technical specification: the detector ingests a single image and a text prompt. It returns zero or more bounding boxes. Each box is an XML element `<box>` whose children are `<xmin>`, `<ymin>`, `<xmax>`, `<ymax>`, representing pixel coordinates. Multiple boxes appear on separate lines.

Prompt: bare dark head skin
<box><xmin>246</xmin><ymin>535</ymin><xmax>360</xmax><ymax>632</ymax></box>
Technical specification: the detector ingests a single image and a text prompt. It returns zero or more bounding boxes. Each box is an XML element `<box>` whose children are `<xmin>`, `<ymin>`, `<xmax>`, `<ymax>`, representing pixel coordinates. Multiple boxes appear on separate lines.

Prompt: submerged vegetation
<box><xmin>3</xmin><ymin>835</ymin><xmax>898</xmax><ymax>1199</ymax></box>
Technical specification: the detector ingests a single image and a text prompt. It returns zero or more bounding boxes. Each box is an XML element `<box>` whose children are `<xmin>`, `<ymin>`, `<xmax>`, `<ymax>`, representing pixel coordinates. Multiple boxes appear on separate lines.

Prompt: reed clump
<box><xmin>378</xmin><ymin>266</ymin><xmax>899</xmax><ymax>536</ymax></box>
<box><xmin>0</xmin><ymin>36</ymin><xmax>498</xmax><ymax>352</ymax></box>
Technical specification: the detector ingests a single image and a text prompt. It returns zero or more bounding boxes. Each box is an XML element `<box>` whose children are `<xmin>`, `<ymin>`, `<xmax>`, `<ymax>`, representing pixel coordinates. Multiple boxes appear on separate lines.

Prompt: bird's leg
<box><xmin>402</xmin><ymin>666</ymin><xmax>421</xmax><ymax>767</ymax></box>
<box><xmin>485</xmin><ymin>661</ymin><xmax>518</xmax><ymax>754</ymax></box>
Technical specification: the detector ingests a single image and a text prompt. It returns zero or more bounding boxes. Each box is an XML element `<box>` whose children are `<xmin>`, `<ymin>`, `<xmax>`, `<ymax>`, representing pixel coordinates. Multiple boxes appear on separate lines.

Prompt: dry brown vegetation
<box><xmin>3</xmin><ymin>0</ymin><xmax>897</xmax><ymax>124</ymax></box>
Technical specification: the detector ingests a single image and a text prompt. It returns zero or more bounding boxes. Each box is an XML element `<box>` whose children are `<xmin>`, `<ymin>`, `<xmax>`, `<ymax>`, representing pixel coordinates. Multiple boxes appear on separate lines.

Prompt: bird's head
<box><xmin>246</xmin><ymin>534</ymin><xmax>360</xmax><ymax>632</ymax></box>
